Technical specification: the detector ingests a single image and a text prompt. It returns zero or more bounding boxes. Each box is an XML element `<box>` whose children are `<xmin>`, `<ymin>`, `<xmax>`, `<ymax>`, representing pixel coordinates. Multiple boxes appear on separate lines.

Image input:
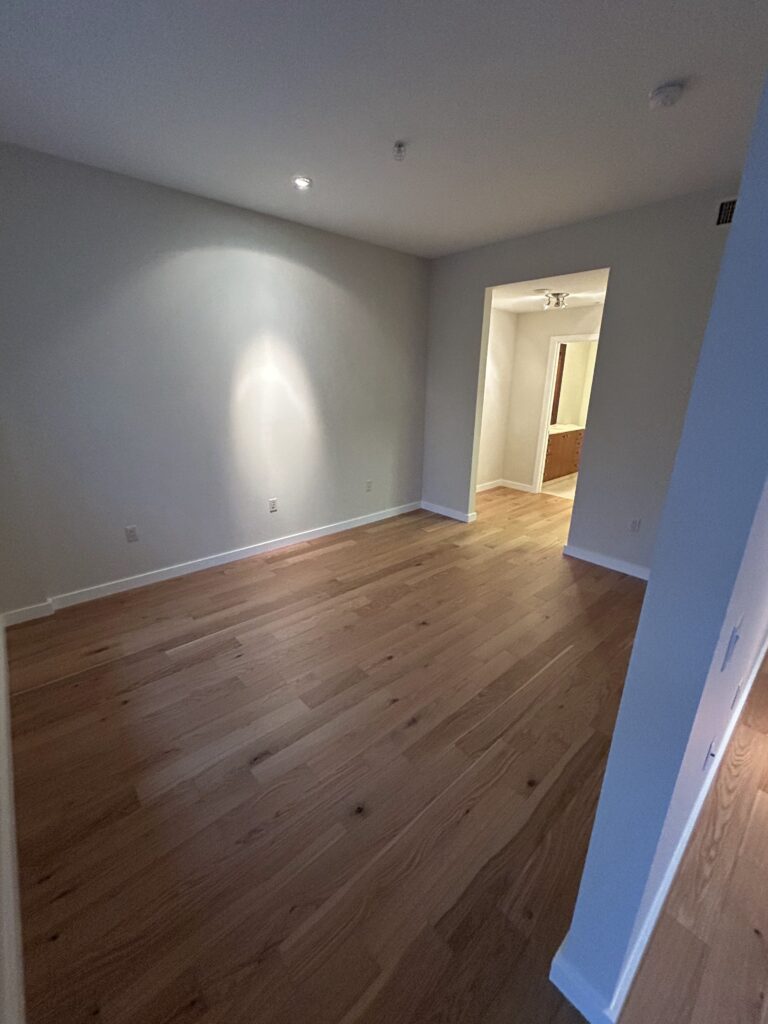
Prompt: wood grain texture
<box><xmin>544</xmin><ymin>430</ymin><xmax>584</xmax><ymax>482</ymax></box>
<box><xmin>622</xmin><ymin>662</ymin><xmax>768</xmax><ymax>1024</ymax></box>
<box><xmin>8</xmin><ymin>488</ymin><xmax>646</xmax><ymax>1024</ymax></box>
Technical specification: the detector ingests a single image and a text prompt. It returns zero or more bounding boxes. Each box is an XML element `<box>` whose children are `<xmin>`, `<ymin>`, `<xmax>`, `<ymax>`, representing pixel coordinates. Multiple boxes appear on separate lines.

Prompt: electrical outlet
<box><xmin>629</xmin><ymin>518</ymin><xmax>642</xmax><ymax>534</ymax></box>
<box><xmin>268</xmin><ymin>498</ymin><xmax>278</xmax><ymax>513</ymax></box>
<box><xmin>124</xmin><ymin>525</ymin><xmax>139</xmax><ymax>543</ymax></box>
<box><xmin>365</xmin><ymin>480</ymin><xmax>373</xmax><ymax>493</ymax></box>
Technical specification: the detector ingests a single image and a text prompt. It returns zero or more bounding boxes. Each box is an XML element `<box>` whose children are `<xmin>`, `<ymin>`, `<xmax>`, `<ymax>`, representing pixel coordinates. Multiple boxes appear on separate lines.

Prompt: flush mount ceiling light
<box><xmin>648</xmin><ymin>80</ymin><xmax>685</xmax><ymax>110</ymax></box>
<box><xmin>292</xmin><ymin>175</ymin><xmax>313</xmax><ymax>191</ymax></box>
<box><xmin>543</xmin><ymin>290</ymin><xmax>569</xmax><ymax>310</ymax></box>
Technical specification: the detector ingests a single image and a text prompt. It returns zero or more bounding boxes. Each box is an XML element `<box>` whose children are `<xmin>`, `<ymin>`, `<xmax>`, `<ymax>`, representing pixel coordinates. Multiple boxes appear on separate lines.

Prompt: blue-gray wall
<box><xmin>553</xmin><ymin>77</ymin><xmax>768</xmax><ymax>1023</ymax></box>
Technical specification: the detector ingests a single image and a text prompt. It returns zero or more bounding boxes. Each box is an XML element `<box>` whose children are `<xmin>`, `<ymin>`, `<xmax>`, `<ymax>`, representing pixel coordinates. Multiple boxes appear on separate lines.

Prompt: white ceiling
<box><xmin>492</xmin><ymin>269</ymin><xmax>610</xmax><ymax>313</ymax></box>
<box><xmin>1</xmin><ymin>1</ymin><xmax>766</xmax><ymax>257</ymax></box>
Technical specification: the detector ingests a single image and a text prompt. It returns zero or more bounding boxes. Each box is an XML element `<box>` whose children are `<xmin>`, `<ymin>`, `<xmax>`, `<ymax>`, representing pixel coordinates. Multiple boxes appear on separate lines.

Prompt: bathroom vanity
<box><xmin>544</xmin><ymin>423</ymin><xmax>584</xmax><ymax>481</ymax></box>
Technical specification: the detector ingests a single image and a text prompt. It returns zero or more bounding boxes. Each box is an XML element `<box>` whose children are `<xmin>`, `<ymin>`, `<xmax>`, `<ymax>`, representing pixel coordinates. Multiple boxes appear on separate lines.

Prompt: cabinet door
<box><xmin>543</xmin><ymin>433</ymin><xmax>566</xmax><ymax>480</ymax></box>
<box><xmin>544</xmin><ymin>429</ymin><xmax>584</xmax><ymax>481</ymax></box>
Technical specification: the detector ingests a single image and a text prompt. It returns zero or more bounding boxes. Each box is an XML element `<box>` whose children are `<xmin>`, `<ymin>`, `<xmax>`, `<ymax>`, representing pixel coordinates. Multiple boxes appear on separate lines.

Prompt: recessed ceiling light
<box><xmin>292</xmin><ymin>175</ymin><xmax>313</xmax><ymax>191</ymax></box>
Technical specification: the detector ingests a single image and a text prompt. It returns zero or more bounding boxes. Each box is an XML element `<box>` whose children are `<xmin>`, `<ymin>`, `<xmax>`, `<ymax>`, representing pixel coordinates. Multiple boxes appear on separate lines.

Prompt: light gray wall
<box><xmin>576</xmin><ymin>343</ymin><xmax>598</xmax><ymax>427</ymax></box>
<box><xmin>0</xmin><ymin>144</ymin><xmax>429</xmax><ymax>613</ymax></box>
<box><xmin>553</xmin><ymin>80</ymin><xmax>768</xmax><ymax>1023</ymax></box>
<box><xmin>476</xmin><ymin>308</ymin><xmax>516</xmax><ymax>485</ymax></box>
<box><xmin>504</xmin><ymin>305</ymin><xmax>602</xmax><ymax>487</ymax></box>
<box><xmin>0</xmin><ymin>630</ymin><xmax>24</xmax><ymax>1023</ymax></box>
<box><xmin>558</xmin><ymin>340</ymin><xmax>596</xmax><ymax>427</ymax></box>
<box><xmin>0</xmin><ymin>429</ymin><xmax>43</xmax><ymax>613</ymax></box>
<box><xmin>424</xmin><ymin>188</ymin><xmax>732</xmax><ymax>567</ymax></box>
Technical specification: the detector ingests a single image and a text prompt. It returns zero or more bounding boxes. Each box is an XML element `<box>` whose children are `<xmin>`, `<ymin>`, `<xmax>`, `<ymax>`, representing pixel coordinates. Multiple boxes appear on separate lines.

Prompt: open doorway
<box><xmin>538</xmin><ymin>334</ymin><xmax>599</xmax><ymax>499</ymax></box>
<box><xmin>474</xmin><ymin>268</ymin><xmax>609</xmax><ymax>518</ymax></box>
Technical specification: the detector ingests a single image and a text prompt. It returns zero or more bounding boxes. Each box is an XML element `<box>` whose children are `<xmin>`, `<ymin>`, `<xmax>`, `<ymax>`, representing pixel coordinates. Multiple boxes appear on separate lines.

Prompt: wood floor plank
<box><xmin>619</xmin><ymin>913</ymin><xmax>707</xmax><ymax>1024</ymax></box>
<box><xmin>666</xmin><ymin>722</ymin><xmax>764</xmax><ymax>943</ymax></box>
<box><xmin>621</xmin><ymin>664</ymin><xmax>768</xmax><ymax>1023</ymax></box>
<box><xmin>7</xmin><ymin>490</ymin><xmax>647</xmax><ymax>1023</ymax></box>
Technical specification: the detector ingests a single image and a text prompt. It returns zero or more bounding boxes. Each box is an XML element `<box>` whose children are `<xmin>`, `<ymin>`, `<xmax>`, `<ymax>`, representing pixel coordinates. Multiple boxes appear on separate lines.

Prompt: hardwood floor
<box><xmin>7</xmin><ymin>489</ymin><xmax>646</xmax><ymax>1024</ymax></box>
<box><xmin>621</xmin><ymin>657</ymin><xmax>768</xmax><ymax>1024</ymax></box>
<box><xmin>541</xmin><ymin>474</ymin><xmax>578</xmax><ymax>501</ymax></box>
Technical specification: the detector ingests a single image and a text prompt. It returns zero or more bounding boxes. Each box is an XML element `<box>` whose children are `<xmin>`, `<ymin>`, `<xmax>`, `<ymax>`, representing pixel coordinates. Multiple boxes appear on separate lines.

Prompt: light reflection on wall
<box><xmin>229</xmin><ymin>335</ymin><xmax>324</xmax><ymax>531</ymax></box>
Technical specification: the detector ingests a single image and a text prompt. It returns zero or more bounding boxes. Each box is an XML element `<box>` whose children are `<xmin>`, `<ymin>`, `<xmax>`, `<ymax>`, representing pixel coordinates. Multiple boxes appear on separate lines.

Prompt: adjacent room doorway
<box><xmin>536</xmin><ymin>333</ymin><xmax>599</xmax><ymax>501</ymax></box>
<box><xmin>472</xmin><ymin>267</ymin><xmax>609</xmax><ymax>524</ymax></box>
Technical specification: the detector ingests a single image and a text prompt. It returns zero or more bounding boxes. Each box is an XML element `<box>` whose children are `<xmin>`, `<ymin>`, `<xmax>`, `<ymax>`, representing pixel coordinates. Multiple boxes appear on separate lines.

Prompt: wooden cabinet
<box><xmin>543</xmin><ymin>428</ymin><xmax>583</xmax><ymax>481</ymax></box>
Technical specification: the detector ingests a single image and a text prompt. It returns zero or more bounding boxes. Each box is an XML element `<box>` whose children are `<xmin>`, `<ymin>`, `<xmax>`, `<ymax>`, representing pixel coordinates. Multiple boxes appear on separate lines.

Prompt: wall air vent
<box><xmin>716</xmin><ymin>198</ymin><xmax>737</xmax><ymax>226</ymax></box>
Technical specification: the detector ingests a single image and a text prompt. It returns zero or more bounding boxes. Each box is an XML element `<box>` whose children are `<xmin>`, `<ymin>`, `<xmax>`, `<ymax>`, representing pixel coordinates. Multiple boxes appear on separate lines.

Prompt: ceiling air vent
<box><xmin>716</xmin><ymin>198</ymin><xmax>737</xmax><ymax>226</ymax></box>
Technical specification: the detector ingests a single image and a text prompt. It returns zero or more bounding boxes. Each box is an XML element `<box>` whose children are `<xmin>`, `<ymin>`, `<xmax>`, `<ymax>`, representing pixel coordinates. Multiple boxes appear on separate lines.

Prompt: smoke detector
<box><xmin>649</xmin><ymin>81</ymin><xmax>685</xmax><ymax>110</ymax></box>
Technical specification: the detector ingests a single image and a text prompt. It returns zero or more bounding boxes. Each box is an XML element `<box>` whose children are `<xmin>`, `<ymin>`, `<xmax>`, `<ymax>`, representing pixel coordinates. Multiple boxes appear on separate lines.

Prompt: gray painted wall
<box><xmin>0</xmin><ymin>434</ymin><xmax>44</xmax><ymax>612</ymax></box>
<box><xmin>0</xmin><ymin>630</ymin><xmax>24</xmax><ymax>1023</ymax></box>
<box><xmin>424</xmin><ymin>187</ymin><xmax>732</xmax><ymax>569</ymax></box>
<box><xmin>0</xmin><ymin>144</ymin><xmax>429</xmax><ymax>614</ymax></box>
<box><xmin>553</xmin><ymin>80</ymin><xmax>768</xmax><ymax>1022</ymax></box>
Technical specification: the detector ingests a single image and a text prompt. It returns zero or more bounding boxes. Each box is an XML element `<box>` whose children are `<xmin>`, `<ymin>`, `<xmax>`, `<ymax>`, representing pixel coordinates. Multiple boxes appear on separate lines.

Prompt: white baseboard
<box><xmin>502</xmin><ymin>478</ymin><xmax>536</xmax><ymax>493</ymax></box>
<box><xmin>2</xmin><ymin>601</ymin><xmax>54</xmax><ymax>627</ymax></box>
<box><xmin>604</xmin><ymin>625</ymin><xmax>768</xmax><ymax>1020</ymax></box>
<box><xmin>2</xmin><ymin>502</ymin><xmax>421</xmax><ymax>625</ymax></box>
<box><xmin>563</xmin><ymin>544</ymin><xmax>650</xmax><ymax>581</ymax></box>
<box><xmin>0</xmin><ymin>631</ymin><xmax>26</xmax><ymax>1024</ymax></box>
<box><xmin>550</xmin><ymin>944</ymin><xmax>614</xmax><ymax>1023</ymax></box>
<box><xmin>421</xmin><ymin>501</ymin><xmax>477</xmax><ymax>523</ymax></box>
<box><xmin>553</xmin><ymin>629</ymin><xmax>768</xmax><ymax>1024</ymax></box>
<box><xmin>475</xmin><ymin>478</ymin><xmax>535</xmax><ymax>493</ymax></box>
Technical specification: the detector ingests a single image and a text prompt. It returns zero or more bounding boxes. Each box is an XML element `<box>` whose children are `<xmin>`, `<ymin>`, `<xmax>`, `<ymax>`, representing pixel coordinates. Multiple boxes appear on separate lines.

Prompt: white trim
<box><xmin>2</xmin><ymin>503</ymin><xmax>421</xmax><ymax>625</ymax></box>
<box><xmin>2</xmin><ymin>601</ymin><xmax>54</xmax><ymax>627</ymax></box>
<box><xmin>605</xmin><ymin>625</ymin><xmax>768</xmax><ymax>1020</ymax></box>
<box><xmin>421</xmin><ymin>501</ymin><xmax>477</xmax><ymax>523</ymax></box>
<box><xmin>533</xmin><ymin>333</ymin><xmax>599</xmax><ymax>494</ymax></box>
<box><xmin>0</xmin><ymin>631</ymin><xmax>26</xmax><ymax>1024</ymax></box>
<box><xmin>475</xmin><ymin>478</ymin><xmax>535</xmax><ymax>493</ymax></box>
<box><xmin>563</xmin><ymin>543</ymin><xmax>650</xmax><ymax>581</ymax></box>
<box><xmin>553</xmin><ymin>629</ymin><xmax>768</xmax><ymax>1024</ymax></box>
<box><xmin>466</xmin><ymin>288</ymin><xmax>496</xmax><ymax>517</ymax></box>
<box><xmin>550</xmin><ymin>943</ymin><xmax>614</xmax><ymax>1023</ymax></box>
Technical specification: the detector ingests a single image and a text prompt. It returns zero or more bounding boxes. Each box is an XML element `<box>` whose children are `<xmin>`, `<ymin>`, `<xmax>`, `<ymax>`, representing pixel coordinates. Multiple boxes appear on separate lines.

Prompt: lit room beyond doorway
<box><xmin>475</xmin><ymin>268</ymin><xmax>609</xmax><ymax>520</ymax></box>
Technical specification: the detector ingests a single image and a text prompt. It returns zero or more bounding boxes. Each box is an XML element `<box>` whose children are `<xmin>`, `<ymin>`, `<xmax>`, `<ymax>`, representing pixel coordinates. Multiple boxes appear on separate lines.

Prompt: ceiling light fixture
<box><xmin>292</xmin><ymin>175</ymin><xmax>313</xmax><ymax>191</ymax></box>
<box><xmin>648</xmin><ymin>80</ymin><xmax>685</xmax><ymax>110</ymax></box>
<box><xmin>543</xmin><ymin>291</ymin><xmax>569</xmax><ymax>310</ymax></box>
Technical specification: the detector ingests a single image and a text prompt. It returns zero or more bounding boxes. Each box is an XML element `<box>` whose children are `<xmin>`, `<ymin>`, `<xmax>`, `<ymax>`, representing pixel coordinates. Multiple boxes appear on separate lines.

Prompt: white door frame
<box><xmin>532</xmin><ymin>333</ymin><xmax>600</xmax><ymax>493</ymax></box>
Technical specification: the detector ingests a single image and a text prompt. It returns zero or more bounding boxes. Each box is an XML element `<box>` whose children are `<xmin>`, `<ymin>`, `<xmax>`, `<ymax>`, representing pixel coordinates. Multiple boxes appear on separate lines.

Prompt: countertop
<box><xmin>549</xmin><ymin>423</ymin><xmax>584</xmax><ymax>435</ymax></box>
